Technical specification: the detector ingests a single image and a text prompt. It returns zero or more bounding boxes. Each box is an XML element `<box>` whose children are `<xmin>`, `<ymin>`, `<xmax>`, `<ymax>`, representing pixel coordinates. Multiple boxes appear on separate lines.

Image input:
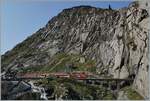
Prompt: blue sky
<box><xmin>1</xmin><ymin>0</ymin><xmax>132</xmax><ymax>54</ymax></box>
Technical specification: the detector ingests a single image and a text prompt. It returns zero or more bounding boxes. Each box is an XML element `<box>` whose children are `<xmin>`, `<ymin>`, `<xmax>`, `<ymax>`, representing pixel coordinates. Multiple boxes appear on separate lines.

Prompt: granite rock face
<box><xmin>1</xmin><ymin>81</ymin><xmax>31</xmax><ymax>100</ymax></box>
<box><xmin>130</xmin><ymin>1</ymin><xmax>149</xmax><ymax>99</ymax></box>
<box><xmin>1</xmin><ymin>1</ymin><xmax>149</xmax><ymax>98</ymax></box>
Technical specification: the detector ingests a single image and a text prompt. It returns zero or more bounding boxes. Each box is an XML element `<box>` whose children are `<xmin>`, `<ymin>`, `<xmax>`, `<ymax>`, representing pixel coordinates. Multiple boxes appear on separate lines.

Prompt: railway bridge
<box><xmin>2</xmin><ymin>77</ymin><xmax>134</xmax><ymax>91</ymax></box>
<box><xmin>1</xmin><ymin>77</ymin><xmax>134</xmax><ymax>99</ymax></box>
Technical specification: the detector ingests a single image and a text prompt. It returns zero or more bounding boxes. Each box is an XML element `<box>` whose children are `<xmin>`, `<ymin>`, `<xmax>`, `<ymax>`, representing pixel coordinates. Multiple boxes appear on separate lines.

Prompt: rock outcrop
<box><xmin>1</xmin><ymin>81</ymin><xmax>32</xmax><ymax>99</ymax></box>
<box><xmin>1</xmin><ymin>1</ymin><xmax>149</xmax><ymax>99</ymax></box>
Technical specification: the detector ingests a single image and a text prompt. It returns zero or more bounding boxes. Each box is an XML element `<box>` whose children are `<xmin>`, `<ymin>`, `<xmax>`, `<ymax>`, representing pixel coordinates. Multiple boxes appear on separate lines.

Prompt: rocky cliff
<box><xmin>1</xmin><ymin>1</ymin><xmax>149</xmax><ymax>99</ymax></box>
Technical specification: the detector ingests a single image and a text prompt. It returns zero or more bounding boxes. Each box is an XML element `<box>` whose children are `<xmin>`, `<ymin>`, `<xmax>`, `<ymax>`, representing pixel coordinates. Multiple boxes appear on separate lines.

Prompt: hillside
<box><xmin>1</xmin><ymin>1</ymin><xmax>149</xmax><ymax>99</ymax></box>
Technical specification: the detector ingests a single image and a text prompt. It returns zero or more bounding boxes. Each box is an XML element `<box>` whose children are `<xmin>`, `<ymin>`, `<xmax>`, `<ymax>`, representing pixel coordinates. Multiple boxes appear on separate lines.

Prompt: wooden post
<box><xmin>108</xmin><ymin>81</ymin><xmax>111</xmax><ymax>90</ymax></box>
<box><xmin>84</xmin><ymin>80</ymin><xmax>87</xmax><ymax>84</ymax></box>
<box><xmin>116</xmin><ymin>80</ymin><xmax>120</xmax><ymax>93</ymax></box>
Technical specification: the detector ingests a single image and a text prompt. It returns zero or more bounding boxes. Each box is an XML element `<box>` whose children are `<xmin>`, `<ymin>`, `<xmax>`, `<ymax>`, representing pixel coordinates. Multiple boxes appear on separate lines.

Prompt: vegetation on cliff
<box><xmin>36</xmin><ymin>78</ymin><xmax>115</xmax><ymax>100</ymax></box>
<box><xmin>19</xmin><ymin>53</ymin><xmax>96</xmax><ymax>73</ymax></box>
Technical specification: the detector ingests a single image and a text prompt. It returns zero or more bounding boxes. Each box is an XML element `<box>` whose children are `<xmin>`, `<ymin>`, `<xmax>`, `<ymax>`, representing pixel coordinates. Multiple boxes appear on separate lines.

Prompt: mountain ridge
<box><xmin>1</xmin><ymin>1</ymin><xmax>149</xmax><ymax>99</ymax></box>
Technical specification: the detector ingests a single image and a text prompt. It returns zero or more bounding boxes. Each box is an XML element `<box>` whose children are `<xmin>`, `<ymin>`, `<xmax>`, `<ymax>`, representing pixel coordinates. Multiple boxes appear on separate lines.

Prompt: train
<box><xmin>17</xmin><ymin>71</ymin><xmax>94</xmax><ymax>79</ymax></box>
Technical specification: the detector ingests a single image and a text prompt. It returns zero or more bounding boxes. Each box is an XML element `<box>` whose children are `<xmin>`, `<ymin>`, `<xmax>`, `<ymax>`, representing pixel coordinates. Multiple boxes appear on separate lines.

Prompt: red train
<box><xmin>17</xmin><ymin>71</ymin><xmax>93</xmax><ymax>79</ymax></box>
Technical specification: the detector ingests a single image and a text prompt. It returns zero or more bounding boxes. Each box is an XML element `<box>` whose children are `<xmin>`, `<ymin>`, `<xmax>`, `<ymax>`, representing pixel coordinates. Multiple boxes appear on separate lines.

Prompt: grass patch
<box><xmin>103</xmin><ymin>93</ymin><xmax>115</xmax><ymax>100</ymax></box>
<box><xmin>41</xmin><ymin>53</ymin><xmax>96</xmax><ymax>73</ymax></box>
<box><xmin>18</xmin><ymin>53</ymin><xmax>97</xmax><ymax>73</ymax></box>
<box><xmin>121</xmin><ymin>86</ymin><xmax>144</xmax><ymax>100</ymax></box>
<box><xmin>18</xmin><ymin>66</ymin><xmax>44</xmax><ymax>73</ymax></box>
